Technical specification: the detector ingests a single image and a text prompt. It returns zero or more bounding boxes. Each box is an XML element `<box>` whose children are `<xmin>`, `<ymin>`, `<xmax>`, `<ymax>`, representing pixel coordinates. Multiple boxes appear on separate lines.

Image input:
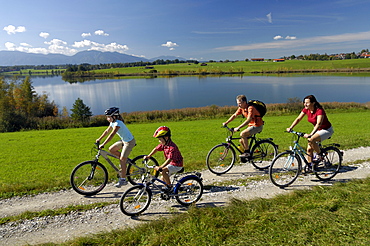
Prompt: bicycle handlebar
<box><xmin>286</xmin><ymin>130</ymin><xmax>305</xmax><ymax>137</ymax></box>
<box><xmin>222</xmin><ymin>124</ymin><xmax>237</xmax><ymax>132</ymax></box>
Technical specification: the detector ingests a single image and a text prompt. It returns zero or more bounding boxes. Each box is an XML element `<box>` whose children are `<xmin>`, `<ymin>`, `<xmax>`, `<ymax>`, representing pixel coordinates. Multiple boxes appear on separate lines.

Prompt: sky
<box><xmin>1</xmin><ymin>0</ymin><xmax>370</xmax><ymax>61</ymax></box>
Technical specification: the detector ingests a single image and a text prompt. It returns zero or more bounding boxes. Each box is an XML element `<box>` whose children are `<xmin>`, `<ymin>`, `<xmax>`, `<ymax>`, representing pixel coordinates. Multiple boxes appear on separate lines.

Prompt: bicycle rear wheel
<box><xmin>119</xmin><ymin>185</ymin><xmax>152</xmax><ymax>216</ymax></box>
<box><xmin>269</xmin><ymin>151</ymin><xmax>301</xmax><ymax>188</ymax></box>
<box><xmin>314</xmin><ymin>146</ymin><xmax>342</xmax><ymax>181</ymax></box>
<box><xmin>127</xmin><ymin>155</ymin><xmax>159</xmax><ymax>185</ymax></box>
<box><xmin>250</xmin><ymin>140</ymin><xmax>278</xmax><ymax>170</ymax></box>
<box><xmin>70</xmin><ymin>161</ymin><xmax>108</xmax><ymax>196</ymax></box>
<box><xmin>206</xmin><ymin>144</ymin><xmax>236</xmax><ymax>175</ymax></box>
<box><xmin>174</xmin><ymin>176</ymin><xmax>203</xmax><ymax>206</ymax></box>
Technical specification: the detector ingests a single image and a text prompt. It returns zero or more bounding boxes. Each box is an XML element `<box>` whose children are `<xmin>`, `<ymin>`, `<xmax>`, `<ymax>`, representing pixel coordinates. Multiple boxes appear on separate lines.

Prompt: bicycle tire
<box><xmin>127</xmin><ymin>155</ymin><xmax>159</xmax><ymax>185</ymax></box>
<box><xmin>269</xmin><ymin>151</ymin><xmax>301</xmax><ymax>188</ymax></box>
<box><xmin>250</xmin><ymin>140</ymin><xmax>278</xmax><ymax>170</ymax></box>
<box><xmin>206</xmin><ymin>144</ymin><xmax>236</xmax><ymax>175</ymax></box>
<box><xmin>70</xmin><ymin>161</ymin><xmax>108</xmax><ymax>196</ymax></box>
<box><xmin>119</xmin><ymin>185</ymin><xmax>152</xmax><ymax>216</ymax></box>
<box><xmin>314</xmin><ymin>146</ymin><xmax>342</xmax><ymax>181</ymax></box>
<box><xmin>174</xmin><ymin>176</ymin><xmax>203</xmax><ymax>206</ymax></box>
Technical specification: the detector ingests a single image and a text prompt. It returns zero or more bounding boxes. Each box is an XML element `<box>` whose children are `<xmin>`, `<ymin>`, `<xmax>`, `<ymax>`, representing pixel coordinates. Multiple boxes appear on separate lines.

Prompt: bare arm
<box><xmin>287</xmin><ymin>112</ymin><xmax>305</xmax><ymax>132</ymax></box>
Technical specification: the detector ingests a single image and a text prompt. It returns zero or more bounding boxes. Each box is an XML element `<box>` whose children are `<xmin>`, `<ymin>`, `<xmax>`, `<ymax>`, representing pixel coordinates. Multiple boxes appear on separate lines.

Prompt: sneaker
<box><xmin>313</xmin><ymin>154</ymin><xmax>324</xmax><ymax>164</ymax></box>
<box><xmin>114</xmin><ymin>178</ymin><xmax>128</xmax><ymax>188</ymax></box>
<box><xmin>304</xmin><ymin>163</ymin><xmax>313</xmax><ymax>174</ymax></box>
<box><xmin>239</xmin><ymin>152</ymin><xmax>250</xmax><ymax>158</ymax></box>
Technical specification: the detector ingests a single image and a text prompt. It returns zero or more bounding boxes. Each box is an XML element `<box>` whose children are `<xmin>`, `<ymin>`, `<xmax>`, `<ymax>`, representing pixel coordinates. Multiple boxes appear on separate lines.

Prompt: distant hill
<box><xmin>149</xmin><ymin>56</ymin><xmax>187</xmax><ymax>61</ymax></box>
<box><xmin>0</xmin><ymin>50</ymin><xmax>150</xmax><ymax>66</ymax></box>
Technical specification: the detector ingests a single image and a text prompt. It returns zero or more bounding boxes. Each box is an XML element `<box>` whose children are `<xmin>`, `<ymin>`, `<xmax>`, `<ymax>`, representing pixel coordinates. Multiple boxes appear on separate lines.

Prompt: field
<box><xmin>94</xmin><ymin>59</ymin><xmax>370</xmax><ymax>75</ymax></box>
<box><xmin>3</xmin><ymin>59</ymin><xmax>370</xmax><ymax>76</ymax></box>
<box><xmin>1</xmin><ymin>110</ymin><xmax>370</xmax><ymax>199</ymax></box>
<box><xmin>2</xmin><ymin>110</ymin><xmax>370</xmax><ymax>245</ymax></box>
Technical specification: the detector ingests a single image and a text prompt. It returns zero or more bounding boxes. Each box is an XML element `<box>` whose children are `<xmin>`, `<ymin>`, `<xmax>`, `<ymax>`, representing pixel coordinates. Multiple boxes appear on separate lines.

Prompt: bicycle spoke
<box><xmin>315</xmin><ymin>146</ymin><xmax>342</xmax><ymax>181</ymax></box>
<box><xmin>269</xmin><ymin>152</ymin><xmax>301</xmax><ymax>188</ymax></box>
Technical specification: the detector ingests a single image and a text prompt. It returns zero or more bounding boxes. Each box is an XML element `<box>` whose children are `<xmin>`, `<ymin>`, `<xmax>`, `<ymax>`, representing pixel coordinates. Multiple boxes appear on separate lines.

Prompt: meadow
<box><xmin>80</xmin><ymin>59</ymin><xmax>370</xmax><ymax>76</ymax></box>
<box><xmin>5</xmin><ymin>59</ymin><xmax>370</xmax><ymax>77</ymax></box>
<box><xmin>2</xmin><ymin>109</ymin><xmax>370</xmax><ymax>245</ymax></box>
<box><xmin>1</xmin><ymin>109</ymin><xmax>369</xmax><ymax>199</ymax></box>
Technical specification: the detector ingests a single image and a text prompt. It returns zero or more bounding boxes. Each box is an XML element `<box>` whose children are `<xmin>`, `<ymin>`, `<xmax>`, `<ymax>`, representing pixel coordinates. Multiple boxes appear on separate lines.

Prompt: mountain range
<box><xmin>0</xmin><ymin>50</ymin><xmax>187</xmax><ymax>66</ymax></box>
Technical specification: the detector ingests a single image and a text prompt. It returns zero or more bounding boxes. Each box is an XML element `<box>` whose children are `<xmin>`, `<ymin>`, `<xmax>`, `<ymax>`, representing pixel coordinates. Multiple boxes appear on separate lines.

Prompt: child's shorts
<box><xmin>167</xmin><ymin>165</ymin><xmax>183</xmax><ymax>176</ymax></box>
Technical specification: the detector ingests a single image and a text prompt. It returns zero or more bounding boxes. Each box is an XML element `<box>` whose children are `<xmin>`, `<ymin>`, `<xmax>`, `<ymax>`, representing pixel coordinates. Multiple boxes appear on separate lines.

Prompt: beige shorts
<box><xmin>111</xmin><ymin>138</ymin><xmax>136</xmax><ymax>158</ymax></box>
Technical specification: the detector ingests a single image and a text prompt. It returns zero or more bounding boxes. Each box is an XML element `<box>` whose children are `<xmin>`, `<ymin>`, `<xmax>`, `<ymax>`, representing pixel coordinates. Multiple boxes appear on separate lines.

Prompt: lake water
<box><xmin>31</xmin><ymin>75</ymin><xmax>370</xmax><ymax>115</ymax></box>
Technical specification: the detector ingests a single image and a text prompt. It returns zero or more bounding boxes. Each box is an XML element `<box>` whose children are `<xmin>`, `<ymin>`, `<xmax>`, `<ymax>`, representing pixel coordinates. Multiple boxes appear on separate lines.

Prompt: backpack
<box><xmin>248</xmin><ymin>100</ymin><xmax>267</xmax><ymax>117</ymax></box>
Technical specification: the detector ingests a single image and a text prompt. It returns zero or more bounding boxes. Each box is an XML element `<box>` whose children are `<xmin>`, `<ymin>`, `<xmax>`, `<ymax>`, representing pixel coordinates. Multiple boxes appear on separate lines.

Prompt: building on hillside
<box><xmin>273</xmin><ymin>59</ymin><xmax>285</xmax><ymax>62</ymax></box>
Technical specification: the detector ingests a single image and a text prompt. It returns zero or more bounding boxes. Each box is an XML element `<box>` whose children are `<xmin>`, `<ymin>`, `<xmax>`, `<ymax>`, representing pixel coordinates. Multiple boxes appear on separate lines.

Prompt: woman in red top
<box><xmin>287</xmin><ymin>95</ymin><xmax>334</xmax><ymax>171</ymax></box>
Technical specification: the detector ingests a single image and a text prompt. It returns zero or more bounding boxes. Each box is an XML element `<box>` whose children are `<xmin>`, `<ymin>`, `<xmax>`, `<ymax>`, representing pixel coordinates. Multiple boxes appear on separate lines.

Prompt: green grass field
<box><xmin>3</xmin><ymin>59</ymin><xmax>370</xmax><ymax>76</ymax></box>
<box><xmin>2</xmin><ymin>110</ymin><xmax>370</xmax><ymax>245</ymax></box>
<box><xmin>92</xmin><ymin>59</ymin><xmax>370</xmax><ymax>75</ymax></box>
<box><xmin>1</xmin><ymin>111</ymin><xmax>369</xmax><ymax>199</ymax></box>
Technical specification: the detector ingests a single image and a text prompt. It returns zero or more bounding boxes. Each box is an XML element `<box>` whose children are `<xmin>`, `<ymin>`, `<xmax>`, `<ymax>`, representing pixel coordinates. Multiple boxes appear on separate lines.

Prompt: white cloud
<box><xmin>94</xmin><ymin>30</ymin><xmax>109</xmax><ymax>36</ymax></box>
<box><xmin>285</xmin><ymin>36</ymin><xmax>297</xmax><ymax>40</ymax></box>
<box><xmin>20</xmin><ymin>43</ymin><xmax>32</xmax><ymax>47</ymax></box>
<box><xmin>72</xmin><ymin>39</ymin><xmax>129</xmax><ymax>53</ymax></box>
<box><xmin>43</xmin><ymin>39</ymin><xmax>76</xmax><ymax>55</ymax></box>
<box><xmin>81</xmin><ymin>32</ymin><xmax>91</xmax><ymax>37</ymax></box>
<box><xmin>216</xmin><ymin>31</ymin><xmax>370</xmax><ymax>51</ymax></box>
<box><xmin>39</xmin><ymin>32</ymin><xmax>50</xmax><ymax>39</ymax></box>
<box><xmin>267</xmin><ymin>13</ymin><xmax>272</xmax><ymax>24</ymax></box>
<box><xmin>3</xmin><ymin>25</ymin><xmax>26</xmax><ymax>35</ymax></box>
<box><xmin>161</xmin><ymin>41</ymin><xmax>179</xmax><ymax>50</ymax></box>
<box><xmin>5</xmin><ymin>42</ymin><xmax>16</xmax><ymax>50</ymax></box>
<box><xmin>274</xmin><ymin>35</ymin><xmax>297</xmax><ymax>40</ymax></box>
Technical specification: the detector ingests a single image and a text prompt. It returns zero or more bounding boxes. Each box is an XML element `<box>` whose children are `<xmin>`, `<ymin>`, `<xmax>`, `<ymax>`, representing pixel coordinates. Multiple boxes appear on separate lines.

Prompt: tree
<box><xmin>70</xmin><ymin>98</ymin><xmax>92</xmax><ymax>122</ymax></box>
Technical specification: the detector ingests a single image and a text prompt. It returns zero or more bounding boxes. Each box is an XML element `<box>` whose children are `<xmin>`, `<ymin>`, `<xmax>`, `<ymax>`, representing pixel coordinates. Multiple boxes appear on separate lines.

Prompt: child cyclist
<box><xmin>144</xmin><ymin>126</ymin><xmax>183</xmax><ymax>192</ymax></box>
<box><xmin>96</xmin><ymin>107</ymin><xmax>136</xmax><ymax>187</ymax></box>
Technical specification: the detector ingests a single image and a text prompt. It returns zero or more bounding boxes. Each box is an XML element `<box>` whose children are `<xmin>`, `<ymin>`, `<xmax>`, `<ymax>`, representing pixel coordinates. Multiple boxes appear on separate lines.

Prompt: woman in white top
<box><xmin>96</xmin><ymin>107</ymin><xmax>136</xmax><ymax>187</ymax></box>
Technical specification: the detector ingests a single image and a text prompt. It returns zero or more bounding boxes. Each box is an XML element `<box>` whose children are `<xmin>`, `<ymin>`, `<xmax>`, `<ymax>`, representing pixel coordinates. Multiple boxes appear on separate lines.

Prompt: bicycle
<box><xmin>70</xmin><ymin>142</ymin><xmax>159</xmax><ymax>196</ymax></box>
<box><xmin>119</xmin><ymin>162</ymin><xmax>203</xmax><ymax>216</ymax></box>
<box><xmin>269</xmin><ymin>130</ymin><xmax>343</xmax><ymax>188</ymax></box>
<box><xmin>206</xmin><ymin>125</ymin><xmax>278</xmax><ymax>175</ymax></box>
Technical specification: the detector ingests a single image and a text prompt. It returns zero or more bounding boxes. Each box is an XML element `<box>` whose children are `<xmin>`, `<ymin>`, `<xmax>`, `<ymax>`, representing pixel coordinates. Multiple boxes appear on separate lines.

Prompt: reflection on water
<box><xmin>32</xmin><ymin>75</ymin><xmax>370</xmax><ymax>115</ymax></box>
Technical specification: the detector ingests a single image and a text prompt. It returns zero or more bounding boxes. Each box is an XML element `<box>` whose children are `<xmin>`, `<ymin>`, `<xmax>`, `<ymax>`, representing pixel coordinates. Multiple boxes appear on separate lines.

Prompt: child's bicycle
<box><xmin>269</xmin><ymin>130</ymin><xmax>343</xmax><ymax>188</ymax></box>
<box><xmin>119</xmin><ymin>162</ymin><xmax>203</xmax><ymax>216</ymax></box>
<box><xmin>206</xmin><ymin>125</ymin><xmax>278</xmax><ymax>175</ymax></box>
<box><xmin>70</xmin><ymin>142</ymin><xmax>159</xmax><ymax>196</ymax></box>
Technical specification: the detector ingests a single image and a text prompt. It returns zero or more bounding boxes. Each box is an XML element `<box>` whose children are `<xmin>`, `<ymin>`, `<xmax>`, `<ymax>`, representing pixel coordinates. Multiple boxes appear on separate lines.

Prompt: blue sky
<box><xmin>1</xmin><ymin>0</ymin><xmax>370</xmax><ymax>61</ymax></box>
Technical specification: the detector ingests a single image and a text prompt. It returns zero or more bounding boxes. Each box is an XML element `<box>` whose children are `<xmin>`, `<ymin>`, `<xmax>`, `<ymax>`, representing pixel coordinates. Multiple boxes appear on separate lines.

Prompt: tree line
<box><xmin>0</xmin><ymin>76</ymin><xmax>98</xmax><ymax>132</ymax></box>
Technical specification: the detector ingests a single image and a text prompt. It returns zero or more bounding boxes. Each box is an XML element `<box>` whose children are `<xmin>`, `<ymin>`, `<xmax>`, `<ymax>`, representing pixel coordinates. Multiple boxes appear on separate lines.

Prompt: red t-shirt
<box><xmin>302</xmin><ymin>107</ymin><xmax>331</xmax><ymax>130</ymax></box>
<box><xmin>235</xmin><ymin>106</ymin><xmax>264</xmax><ymax>127</ymax></box>
<box><xmin>155</xmin><ymin>140</ymin><xmax>183</xmax><ymax>167</ymax></box>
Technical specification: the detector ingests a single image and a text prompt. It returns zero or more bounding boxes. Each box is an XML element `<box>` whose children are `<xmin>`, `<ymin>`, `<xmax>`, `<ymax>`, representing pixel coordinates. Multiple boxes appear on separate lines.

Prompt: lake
<box><xmin>31</xmin><ymin>75</ymin><xmax>370</xmax><ymax>115</ymax></box>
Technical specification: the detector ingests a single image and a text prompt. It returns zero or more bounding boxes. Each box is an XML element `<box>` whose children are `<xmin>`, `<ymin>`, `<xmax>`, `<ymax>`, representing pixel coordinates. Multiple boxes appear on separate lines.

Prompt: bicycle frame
<box><xmin>223</xmin><ymin>126</ymin><xmax>259</xmax><ymax>154</ymax></box>
<box><xmin>93</xmin><ymin>143</ymin><xmax>139</xmax><ymax>177</ymax></box>
<box><xmin>140</xmin><ymin>164</ymin><xmax>201</xmax><ymax>197</ymax></box>
<box><xmin>289</xmin><ymin>136</ymin><xmax>311</xmax><ymax>167</ymax></box>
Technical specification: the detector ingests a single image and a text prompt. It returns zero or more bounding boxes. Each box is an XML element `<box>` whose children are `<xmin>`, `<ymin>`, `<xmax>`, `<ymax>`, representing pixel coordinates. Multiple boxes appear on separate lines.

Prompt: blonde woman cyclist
<box><xmin>96</xmin><ymin>107</ymin><xmax>136</xmax><ymax>187</ymax></box>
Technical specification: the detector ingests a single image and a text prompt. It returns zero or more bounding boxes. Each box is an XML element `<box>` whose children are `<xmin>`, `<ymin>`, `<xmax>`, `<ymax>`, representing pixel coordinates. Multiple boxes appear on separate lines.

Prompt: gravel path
<box><xmin>1</xmin><ymin>147</ymin><xmax>370</xmax><ymax>246</ymax></box>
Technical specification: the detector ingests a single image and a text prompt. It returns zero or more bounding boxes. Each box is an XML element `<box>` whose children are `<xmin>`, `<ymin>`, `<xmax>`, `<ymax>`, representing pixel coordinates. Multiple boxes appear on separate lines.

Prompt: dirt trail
<box><xmin>1</xmin><ymin>147</ymin><xmax>370</xmax><ymax>246</ymax></box>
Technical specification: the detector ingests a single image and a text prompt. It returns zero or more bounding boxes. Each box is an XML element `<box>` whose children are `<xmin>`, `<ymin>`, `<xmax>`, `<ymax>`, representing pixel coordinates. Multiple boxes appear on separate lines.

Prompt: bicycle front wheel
<box><xmin>70</xmin><ymin>161</ymin><xmax>108</xmax><ymax>196</ymax></box>
<box><xmin>175</xmin><ymin>176</ymin><xmax>203</xmax><ymax>206</ymax></box>
<box><xmin>269</xmin><ymin>151</ymin><xmax>301</xmax><ymax>188</ymax></box>
<box><xmin>127</xmin><ymin>155</ymin><xmax>159</xmax><ymax>185</ymax></box>
<box><xmin>250</xmin><ymin>140</ymin><xmax>278</xmax><ymax>170</ymax></box>
<box><xmin>315</xmin><ymin>146</ymin><xmax>342</xmax><ymax>181</ymax></box>
<box><xmin>206</xmin><ymin>144</ymin><xmax>236</xmax><ymax>175</ymax></box>
<box><xmin>119</xmin><ymin>185</ymin><xmax>152</xmax><ymax>216</ymax></box>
